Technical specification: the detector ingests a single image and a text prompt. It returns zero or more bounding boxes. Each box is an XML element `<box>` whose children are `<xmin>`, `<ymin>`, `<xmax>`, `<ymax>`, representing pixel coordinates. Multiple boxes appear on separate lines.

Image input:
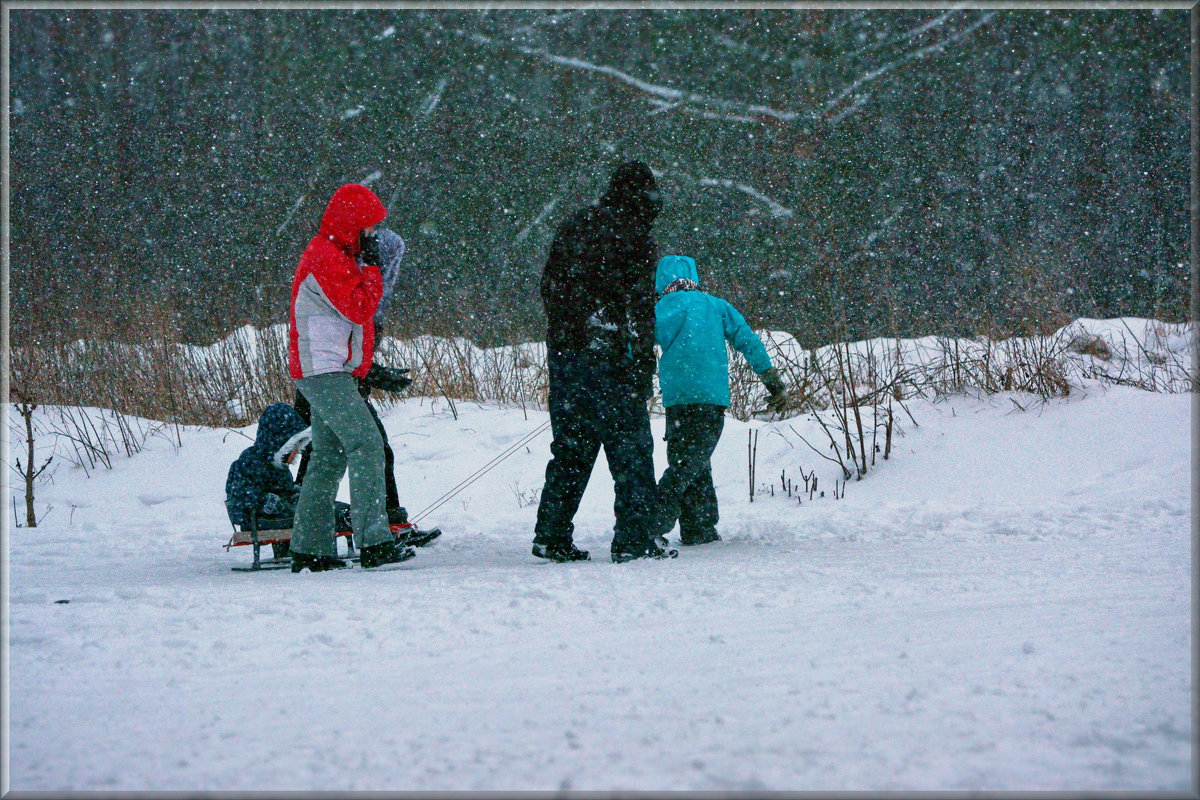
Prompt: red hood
<box><xmin>319</xmin><ymin>184</ymin><xmax>388</xmax><ymax>251</ymax></box>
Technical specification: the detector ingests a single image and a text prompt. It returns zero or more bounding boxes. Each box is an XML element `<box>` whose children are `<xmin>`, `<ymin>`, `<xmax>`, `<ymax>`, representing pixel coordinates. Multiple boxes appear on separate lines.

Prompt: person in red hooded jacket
<box><xmin>287</xmin><ymin>183</ymin><xmax>416</xmax><ymax>572</ymax></box>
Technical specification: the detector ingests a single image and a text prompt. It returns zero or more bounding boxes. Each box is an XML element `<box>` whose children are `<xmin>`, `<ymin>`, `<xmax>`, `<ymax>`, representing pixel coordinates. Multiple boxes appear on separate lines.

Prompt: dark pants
<box><xmin>657</xmin><ymin>404</ymin><xmax>724</xmax><ymax>543</ymax></box>
<box><xmin>295</xmin><ymin>386</ymin><xmax>400</xmax><ymax>512</ymax></box>
<box><xmin>534</xmin><ymin>350</ymin><xmax>657</xmax><ymax>551</ymax></box>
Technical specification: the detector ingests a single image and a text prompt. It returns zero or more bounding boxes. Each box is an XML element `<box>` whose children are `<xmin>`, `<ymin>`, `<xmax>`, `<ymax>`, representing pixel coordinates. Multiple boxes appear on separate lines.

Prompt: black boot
<box><xmin>532</xmin><ymin>541</ymin><xmax>590</xmax><ymax>562</ymax></box>
<box><xmin>386</xmin><ymin>506</ymin><xmax>408</xmax><ymax>525</ymax></box>
<box><xmin>360</xmin><ymin>540</ymin><xmax>416</xmax><ymax>569</ymax></box>
<box><xmin>398</xmin><ymin>526</ymin><xmax>442</xmax><ymax>547</ymax></box>
<box><xmin>611</xmin><ymin>537</ymin><xmax>679</xmax><ymax>564</ymax></box>
<box><xmin>290</xmin><ymin>552</ymin><xmax>348</xmax><ymax>573</ymax></box>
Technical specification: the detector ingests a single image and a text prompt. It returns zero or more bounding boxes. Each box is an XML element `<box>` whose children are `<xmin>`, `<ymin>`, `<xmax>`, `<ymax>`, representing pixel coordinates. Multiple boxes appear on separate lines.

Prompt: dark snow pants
<box><xmin>656</xmin><ymin>404</ymin><xmax>724</xmax><ymax>543</ymax></box>
<box><xmin>291</xmin><ymin>372</ymin><xmax>393</xmax><ymax>556</ymax></box>
<box><xmin>533</xmin><ymin>350</ymin><xmax>658</xmax><ymax>551</ymax></box>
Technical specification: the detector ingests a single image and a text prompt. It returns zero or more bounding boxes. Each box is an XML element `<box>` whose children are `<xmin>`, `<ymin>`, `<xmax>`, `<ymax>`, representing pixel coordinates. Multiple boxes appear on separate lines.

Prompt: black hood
<box><xmin>600</xmin><ymin>160</ymin><xmax>662</xmax><ymax>227</ymax></box>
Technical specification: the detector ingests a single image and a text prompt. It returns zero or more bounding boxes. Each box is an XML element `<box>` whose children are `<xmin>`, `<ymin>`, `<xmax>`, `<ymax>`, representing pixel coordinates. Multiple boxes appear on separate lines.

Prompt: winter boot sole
<box><xmin>532</xmin><ymin>543</ymin><xmax>590</xmax><ymax>562</ymax></box>
<box><xmin>400</xmin><ymin>527</ymin><xmax>442</xmax><ymax>548</ymax></box>
<box><xmin>611</xmin><ymin>546</ymin><xmax>679</xmax><ymax>563</ymax></box>
<box><xmin>290</xmin><ymin>553</ymin><xmax>349</xmax><ymax>573</ymax></box>
<box><xmin>359</xmin><ymin>543</ymin><xmax>417</xmax><ymax>570</ymax></box>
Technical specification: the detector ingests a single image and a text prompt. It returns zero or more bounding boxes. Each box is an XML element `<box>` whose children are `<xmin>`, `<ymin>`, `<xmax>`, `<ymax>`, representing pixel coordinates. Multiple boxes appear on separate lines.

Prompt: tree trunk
<box><xmin>21</xmin><ymin>402</ymin><xmax>38</xmax><ymax>527</ymax></box>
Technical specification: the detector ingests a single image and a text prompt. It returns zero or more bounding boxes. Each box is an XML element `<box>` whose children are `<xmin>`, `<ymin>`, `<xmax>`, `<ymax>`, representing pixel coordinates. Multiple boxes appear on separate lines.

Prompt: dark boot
<box><xmin>611</xmin><ymin>537</ymin><xmax>678</xmax><ymax>563</ymax></box>
<box><xmin>386</xmin><ymin>506</ymin><xmax>408</xmax><ymax>525</ymax></box>
<box><xmin>532</xmin><ymin>541</ymin><xmax>590</xmax><ymax>562</ymax></box>
<box><xmin>680</xmin><ymin>530</ymin><xmax>721</xmax><ymax>546</ymax></box>
<box><xmin>290</xmin><ymin>552</ymin><xmax>348</xmax><ymax>573</ymax></box>
<box><xmin>398</xmin><ymin>526</ymin><xmax>442</xmax><ymax>547</ymax></box>
<box><xmin>360</xmin><ymin>540</ymin><xmax>416</xmax><ymax>569</ymax></box>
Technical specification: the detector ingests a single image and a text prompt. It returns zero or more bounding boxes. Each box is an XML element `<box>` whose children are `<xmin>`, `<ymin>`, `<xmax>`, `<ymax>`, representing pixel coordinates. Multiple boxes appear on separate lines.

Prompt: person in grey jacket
<box><xmin>287</xmin><ymin>183</ymin><xmax>414</xmax><ymax>572</ymax></box>
<box><xmin>292</xmin><ymin>226</ymin><xmax>443</xmax><ymax>547</ymax></box>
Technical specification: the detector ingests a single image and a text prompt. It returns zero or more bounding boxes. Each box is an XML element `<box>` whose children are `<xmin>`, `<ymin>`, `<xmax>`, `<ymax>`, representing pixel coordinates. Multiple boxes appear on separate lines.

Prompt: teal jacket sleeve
<box><xmin>721</xmin><ymin>300</ymin><xmax>773</xmax><ymax>375</ymax></box>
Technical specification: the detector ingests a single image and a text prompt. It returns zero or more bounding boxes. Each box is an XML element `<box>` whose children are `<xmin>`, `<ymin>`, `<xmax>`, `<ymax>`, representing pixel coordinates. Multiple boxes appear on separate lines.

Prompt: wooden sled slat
<box><xmin>228</xmin><ymin>522</ymin><xmax>419</xmax><ymax>572</ymax></box>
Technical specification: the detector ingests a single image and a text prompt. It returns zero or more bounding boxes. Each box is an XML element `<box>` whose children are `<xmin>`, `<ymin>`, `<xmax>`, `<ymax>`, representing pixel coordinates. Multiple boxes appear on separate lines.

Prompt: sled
<box><xmin>224</xmin><ymin>518</ymin><xmax>428</xmax><ymax>572</ymax></box>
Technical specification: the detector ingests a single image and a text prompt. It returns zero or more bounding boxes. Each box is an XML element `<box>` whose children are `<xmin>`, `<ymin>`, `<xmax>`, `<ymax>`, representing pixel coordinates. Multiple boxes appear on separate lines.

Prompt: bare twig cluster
<box><xmin>375</xmin><ymin>335</ymin><xmax>549</xmax><ymax>420</ymax></box>
<box><xmin>507</xmin><ymin>479</ymin><xmax>542</xmax><ymax>509</ymax></box>
<box><xmin>8</xmin><ymin>398</ymin><xmax>52</xmax><ymax>527</ymax></box>
<box><xmin>727</xmin><ymin>320</ymin><xmax>1194</xmax><ymax>425</ymax></box>
<box><xmin>787</xmin><ymin>348</ymin><xmax>904</xmax><ymax>484</ymax></box>
<box><xmin>8</xmin><ymin>322</ymin><xmax>293</xmax><ymax>429</ymax></box>
<box><xmin>8</xmin><ymin>320</ymin><xmax>1192</xmax><ymax>436</ymax></box>
<box><xmin>40</xmin><ymin>407</ymin><xmax>168</xmax><ymax>476</ymax></box>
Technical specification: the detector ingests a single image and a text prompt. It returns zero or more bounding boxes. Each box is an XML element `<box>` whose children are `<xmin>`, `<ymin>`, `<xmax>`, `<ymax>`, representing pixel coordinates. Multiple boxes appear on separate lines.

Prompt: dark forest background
<box><xmin>9</xmin><ymin>8</ymin><xmax>1190</xmax><ymax>351</ymax></box>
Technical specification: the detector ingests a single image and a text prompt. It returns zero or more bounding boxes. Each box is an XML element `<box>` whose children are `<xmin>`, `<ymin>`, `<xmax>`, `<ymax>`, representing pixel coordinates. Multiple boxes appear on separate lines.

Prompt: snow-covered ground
<box><xmin>4</xmin><ymin>368</ymin><xmax>1191</xmax><ymax>791</ymax></box>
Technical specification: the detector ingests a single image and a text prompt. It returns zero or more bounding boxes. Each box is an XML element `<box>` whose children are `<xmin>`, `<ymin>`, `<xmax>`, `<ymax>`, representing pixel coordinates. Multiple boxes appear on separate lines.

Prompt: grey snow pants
<box><xmin>291</xmin><ymin>371</ymin><xmax>393</xmax><ymax>556</ymax></box>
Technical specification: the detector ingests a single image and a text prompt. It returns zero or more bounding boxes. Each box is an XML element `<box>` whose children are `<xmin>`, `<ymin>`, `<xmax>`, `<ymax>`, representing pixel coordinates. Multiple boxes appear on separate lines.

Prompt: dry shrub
<box><xmin>375</xmin><ymin>335</ymin><xmax>547</xmax><ymax>414</ymax></box>
<box><xmin>10</xmin><ymin>318</ymin><xmax>295</xmax><ymax>428</ymax></box>
<box><xmin>10</xmin><ymin>307</ymin><xmax>1190</xmax><ymax>436</ymax></box>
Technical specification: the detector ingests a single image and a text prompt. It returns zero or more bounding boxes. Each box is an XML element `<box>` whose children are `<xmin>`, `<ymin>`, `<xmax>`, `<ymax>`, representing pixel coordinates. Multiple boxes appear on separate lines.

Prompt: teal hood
<box><xmin>655</xmin><ymin>254</ymin><xmax>700</xmax><ymax>295</ymax></box>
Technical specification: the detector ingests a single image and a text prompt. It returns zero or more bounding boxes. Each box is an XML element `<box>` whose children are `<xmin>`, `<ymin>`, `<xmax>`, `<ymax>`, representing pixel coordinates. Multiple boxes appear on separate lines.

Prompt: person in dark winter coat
<box><xmin>652</xmin><ymin>254</ymin><xmax>789</xmax><ymax>545</ymax></box>
<box><xmin>224</xmin><ymin>402</ymin><xmax>351</xmax><ymax>559</ymax></box>
<box><xmin>533</xmin><ymin>160</ymin><xmax>677</xmax><ymax>564</ymax></box>
<box><xmin>288</xmin><ymin>183</ymin><xmax>415</xmax><ymax>572</ymax></box>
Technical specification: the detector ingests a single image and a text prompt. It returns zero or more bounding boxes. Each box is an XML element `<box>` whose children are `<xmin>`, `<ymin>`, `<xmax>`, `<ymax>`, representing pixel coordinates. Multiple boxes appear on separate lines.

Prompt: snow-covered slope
<box><xmin>5</xmin><ymin>377</ymin><xmax>1190</xmax><ymax>791</ymax></box>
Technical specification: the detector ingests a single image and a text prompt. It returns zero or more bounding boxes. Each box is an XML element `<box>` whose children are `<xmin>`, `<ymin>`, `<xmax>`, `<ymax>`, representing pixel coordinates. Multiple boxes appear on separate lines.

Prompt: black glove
<box><xmin>760</xmin><ymin>367</ymin><xmax>789</xmax><ymax>415</ymax></box>
<box><xmin>364</xmin><ymin>363</ymin><xmax>412</xmax><ymax>393</ymax></box>
<box><xmin>359</xmin><ymin>230</ymin><xmax>381</xmax><ymax>267</ymax></box>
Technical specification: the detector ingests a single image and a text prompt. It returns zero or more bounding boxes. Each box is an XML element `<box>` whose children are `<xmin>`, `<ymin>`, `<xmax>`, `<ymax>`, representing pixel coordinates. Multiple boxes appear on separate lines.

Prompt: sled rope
<box><xmin>409</xmin><ymin>419</ymin><xmax>551</xmax><ymax>524</ymax></box>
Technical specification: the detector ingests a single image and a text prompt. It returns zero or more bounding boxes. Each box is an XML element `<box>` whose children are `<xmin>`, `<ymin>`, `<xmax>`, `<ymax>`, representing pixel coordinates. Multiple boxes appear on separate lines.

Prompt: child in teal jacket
<box><xmin>654</xmin><ymin>254</ymin><xmax>788</xmax><ymax>544</ymax></box>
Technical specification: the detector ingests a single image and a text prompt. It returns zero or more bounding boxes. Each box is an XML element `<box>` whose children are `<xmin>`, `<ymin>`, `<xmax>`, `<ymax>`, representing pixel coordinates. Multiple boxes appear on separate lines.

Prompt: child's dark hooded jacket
<box><xmin>225</xmin><ymin>403</ymin><xmax>311</xmax><ymax>528</ymax></box>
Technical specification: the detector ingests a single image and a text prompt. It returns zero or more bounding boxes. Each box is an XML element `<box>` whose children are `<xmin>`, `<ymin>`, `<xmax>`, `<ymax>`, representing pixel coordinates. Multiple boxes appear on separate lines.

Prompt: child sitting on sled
<box><xmin>653</xmin><ymin>254</ymin><xmax>789</xmax><ymax>546</ymax></box>
<box><xmin>224</xmin><ymin>402</ymin><xmax>351</xmax><ymax>559</ymax></box>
